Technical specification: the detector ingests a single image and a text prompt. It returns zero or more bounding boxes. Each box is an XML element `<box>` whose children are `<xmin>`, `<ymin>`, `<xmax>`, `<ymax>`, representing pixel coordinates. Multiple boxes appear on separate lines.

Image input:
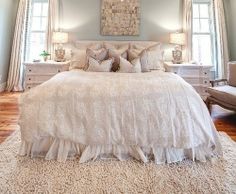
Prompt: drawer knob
<box><xmin>29</xmin><ymin>78</ymin><xmax>31</xmax><ymax>81</ymax></box>
<box><xmin>205</xmin><ymin>81</ymin><xmax>208</xmax><ymax>84</ymax></box>
<box><xmin>29</xmin><ymin>69</ymin><xmax>32</xmax><ymax>72</ymax></box>
<box><xmin>205</xmin><ymin>72</ymin><xmax>207</xmax><ymax>75</ymax></box>
<box><xmin>58</xmin><ymin>70</ymin><xmax>61</xmax><ymax>73</ymax></box>
<box><xmin>28</xmin><ymin>87</ymin><xmax>31</xmax><ymax>89</ymax></box>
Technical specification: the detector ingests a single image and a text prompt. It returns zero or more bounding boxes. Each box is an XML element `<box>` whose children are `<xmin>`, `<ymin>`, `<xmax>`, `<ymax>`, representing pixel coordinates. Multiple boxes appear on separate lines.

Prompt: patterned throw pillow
<box><xmin>84</xmin><ymin>48</ymin><xmax>108</xmax><ymax>70</ymax></box>
<box><xmin>86</xmin><ymin>57</ymin><xmax>113</xmax><ymax>72</ymax></box>
<box><xmin>118</xmin><ymin>56</ymin><xmax>142</xmax><ymax>73</ymax></box>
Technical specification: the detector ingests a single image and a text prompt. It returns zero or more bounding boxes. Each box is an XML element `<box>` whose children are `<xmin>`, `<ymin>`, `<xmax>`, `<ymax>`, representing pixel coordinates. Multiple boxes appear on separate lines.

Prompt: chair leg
<box><xmin>205</xmin><ymin>98</ymin><xmax>212</xmax><ymax>114</ymax></box>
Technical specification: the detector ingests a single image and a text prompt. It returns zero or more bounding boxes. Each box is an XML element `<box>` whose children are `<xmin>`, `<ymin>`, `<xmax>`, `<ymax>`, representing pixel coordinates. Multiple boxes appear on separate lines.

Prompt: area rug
<box><xmin>0</xmin><ymin>130</ymin><xmax>236</xmax><ymax>194</ymax></box>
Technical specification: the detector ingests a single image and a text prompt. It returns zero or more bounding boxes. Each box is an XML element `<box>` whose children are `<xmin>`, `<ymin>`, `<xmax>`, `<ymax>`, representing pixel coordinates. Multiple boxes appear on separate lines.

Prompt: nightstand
<box><xmin>164</xmin><ymin>62</ymin><xmax>213</xmax><ymax>100</ymax></box>
<box><xmin>24</xmin><ymin>60</ymin><xmax>70</xmax><ymax>91</ymax></box>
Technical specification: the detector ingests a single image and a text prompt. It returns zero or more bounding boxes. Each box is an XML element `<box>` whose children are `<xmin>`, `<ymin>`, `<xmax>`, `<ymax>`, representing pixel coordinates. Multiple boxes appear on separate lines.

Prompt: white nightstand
<box><xmin>24</xmin><ymin>60</ymin><xmax>70</xmax><ymax>91</ymax></box>
<box><xmin>164</xmin><ymin>62</ymin><xmax>213</xmax><ymax>100</ymax></box>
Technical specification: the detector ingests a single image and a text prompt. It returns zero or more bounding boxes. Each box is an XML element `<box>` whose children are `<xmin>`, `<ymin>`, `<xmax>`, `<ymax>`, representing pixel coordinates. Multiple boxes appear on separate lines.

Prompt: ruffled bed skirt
<box><xmin>19</xmin><ymin>137</ymin><xmax>220</xmax><ymax>164</ymax></box>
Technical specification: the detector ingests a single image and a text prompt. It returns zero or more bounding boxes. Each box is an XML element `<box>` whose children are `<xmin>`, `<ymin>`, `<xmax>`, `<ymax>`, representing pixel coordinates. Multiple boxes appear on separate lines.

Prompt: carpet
<box><xmin>0</xmin><ymin>130</ymin><xmax>236</xmax><ymax>194</ymax></box>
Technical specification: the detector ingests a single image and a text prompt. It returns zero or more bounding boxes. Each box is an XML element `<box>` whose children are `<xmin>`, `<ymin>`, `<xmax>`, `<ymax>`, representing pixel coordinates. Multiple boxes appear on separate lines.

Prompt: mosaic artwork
<box><xmin>101</xmin><ymin>0</ymin><xmax>140</xmax><ymax>36</ymax></box>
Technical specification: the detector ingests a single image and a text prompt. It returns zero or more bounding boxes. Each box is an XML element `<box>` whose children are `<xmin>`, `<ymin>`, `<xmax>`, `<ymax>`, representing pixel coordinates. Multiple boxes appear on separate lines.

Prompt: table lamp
<box><xmin>170</xmin><ymin>32</ymin><xmax>186</xmax><ymax>64</ymax></box>
<box><xmin>52</xmin><ymin>32</ymin><xmax>69</xmax><ymax>62</ymax></box>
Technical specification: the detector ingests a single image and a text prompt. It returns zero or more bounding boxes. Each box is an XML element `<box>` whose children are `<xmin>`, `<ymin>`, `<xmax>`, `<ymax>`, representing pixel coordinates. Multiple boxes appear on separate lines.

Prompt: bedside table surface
<box><xmin>24</xmin><ymin>60</ymin><xmax>70</xmax><ymax>66</ymax></box>
<box><xmin>164</xmin><ymin>62</ymin><xmax>213</xmax><ymax>68</ymax></box>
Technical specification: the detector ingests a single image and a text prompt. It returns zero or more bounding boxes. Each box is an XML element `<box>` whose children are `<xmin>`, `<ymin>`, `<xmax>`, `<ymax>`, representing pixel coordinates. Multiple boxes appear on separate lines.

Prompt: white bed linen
<box><xmin>19</xmin><ymin>70</ymin><xmax>222</xmax><ymax>163</ymax></box>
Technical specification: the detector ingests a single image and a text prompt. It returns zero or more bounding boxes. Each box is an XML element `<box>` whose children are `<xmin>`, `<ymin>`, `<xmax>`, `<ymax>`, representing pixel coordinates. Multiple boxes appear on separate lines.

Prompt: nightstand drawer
<box><xmin>25</xmin><ymin>74</ymin><xmax>55</xmax><ymax>83</ymax></box>
<box><xmin>178</xmin><ymin>67</ymin><xmax>201</xmax><ymax>77</ymax></box>
<box><xmin>183</xmin><ymin>77</ymin><xmax>200</xmax><ymax>85</ymax></box>
<box><xmin>25</xmin><ymin>66</ymin><xmax>63</xmax><ymax>74</ymax></box>
<box><xmin>24</xmin><ymin>83</ymin><xmax>40</xmax><ymax>91</ymax></box>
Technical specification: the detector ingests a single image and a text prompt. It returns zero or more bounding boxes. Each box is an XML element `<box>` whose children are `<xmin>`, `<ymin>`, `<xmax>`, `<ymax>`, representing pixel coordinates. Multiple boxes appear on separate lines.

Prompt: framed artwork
<box><xmin>101</xmin><ymin>0</ymin><xmax>140</xmax><ymax>36</ymax></box>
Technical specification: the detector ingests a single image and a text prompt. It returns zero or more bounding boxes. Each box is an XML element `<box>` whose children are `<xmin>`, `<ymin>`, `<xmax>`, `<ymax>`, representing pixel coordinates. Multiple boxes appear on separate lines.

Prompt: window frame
<box><xmin>25</xmin><ymin>0</ymin><xmax>48</xmax><ymax>61</ymax></box>
<box><xmin>192</xmin><ymin>0</ymin><xmax>217</xmax><ymax>74</ymax></box>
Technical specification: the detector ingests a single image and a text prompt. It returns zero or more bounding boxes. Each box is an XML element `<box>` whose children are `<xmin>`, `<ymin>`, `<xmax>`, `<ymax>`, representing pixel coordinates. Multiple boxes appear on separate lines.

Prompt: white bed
<box><xmin>19</xmin><ymin>69</ymin><xmax>222</xmax><ymax>163</ymax></box>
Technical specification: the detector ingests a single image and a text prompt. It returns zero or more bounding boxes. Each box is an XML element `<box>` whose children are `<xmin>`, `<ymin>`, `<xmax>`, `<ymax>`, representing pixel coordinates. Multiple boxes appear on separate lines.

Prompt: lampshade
<box><xmin>170</xmin><ymin>32</ymin><xmax>186</xmax><ymax>46</ymax></box>
<box><xmin>52</xmin><ymin>32</ymin><xmax>68</xmax><ymax>44</ymax></box>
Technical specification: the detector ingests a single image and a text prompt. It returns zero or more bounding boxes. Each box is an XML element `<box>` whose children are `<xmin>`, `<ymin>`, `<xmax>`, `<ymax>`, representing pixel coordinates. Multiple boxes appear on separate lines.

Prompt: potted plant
<box><xmin>40</xmin><ymin>50</ymin><xmax>50</xmax><ymax>62</ymax></box>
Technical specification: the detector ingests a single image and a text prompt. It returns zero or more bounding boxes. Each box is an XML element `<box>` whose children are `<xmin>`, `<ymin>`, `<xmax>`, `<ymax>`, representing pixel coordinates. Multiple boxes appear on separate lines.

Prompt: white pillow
<box><xmin>86</xmin><ymin>57</ymin><xmax>113</xmax><ymax>72</ymax></box>
<box><xmin>118</xmin><ymin>57</ymin><xmax>142</xmax><ymax>73</ymax></box>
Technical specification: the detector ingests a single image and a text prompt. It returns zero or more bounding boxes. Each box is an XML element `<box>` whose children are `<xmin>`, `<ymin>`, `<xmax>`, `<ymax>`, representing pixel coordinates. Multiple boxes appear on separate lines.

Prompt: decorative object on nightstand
<box><xmin>40</xmin><ymin>50</ymin><xmax>51</xmax><ymax>62</ymax></box>
<box><xmin>23</xmin><ymin>61</ymin><xmax>70</xmax><ymax>91</ymax></box>
<box><xmin>164</xmin><ymin>62</ymin><xmax>212</xmax><ymax>100</ymax></box>
<box><xmin>52</xmin><ymin>32</ymin><xmax>69</xmax><ymax>62</ymax></box>
<box><xmin>170</xmin><ymin>32</ymin><xmax>186</xmax><ymax>64</ymax></box>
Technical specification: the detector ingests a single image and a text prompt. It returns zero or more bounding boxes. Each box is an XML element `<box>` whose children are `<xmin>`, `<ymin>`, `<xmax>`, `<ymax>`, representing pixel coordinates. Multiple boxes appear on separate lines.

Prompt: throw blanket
<box><xmin>19</xmin><ymin>70</ymin><xmax>222</xmax><ymax>163</ymax></box>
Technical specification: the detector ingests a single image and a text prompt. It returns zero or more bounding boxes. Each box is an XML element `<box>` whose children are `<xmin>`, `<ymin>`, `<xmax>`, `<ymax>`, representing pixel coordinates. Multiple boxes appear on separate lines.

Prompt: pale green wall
<box><xmin>59</xmin><ymin>0</ymin><xmax>183</xmax><ymax>59</ymax></box>
<box><xmin>0</xmin><ymin>0</ymin><xmax>19</xmax><ymax>84</ymax></box>
<box><xmin>60</xmin><ymin>0</ymin><xmax>183</xmax><ymax>41</ymax></box>
<box><xmin>225</xmin><ymin>0</ymin><xmax>236</xmax><ymax>61</ymax></box>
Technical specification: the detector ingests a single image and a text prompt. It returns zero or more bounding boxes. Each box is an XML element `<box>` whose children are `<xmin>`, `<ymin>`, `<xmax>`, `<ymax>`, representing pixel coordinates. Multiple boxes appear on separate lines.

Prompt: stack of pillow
<box><xmin>70</xmin><ymin>42</ymin><xmax>164</xmax><ymax>73</ymax></box>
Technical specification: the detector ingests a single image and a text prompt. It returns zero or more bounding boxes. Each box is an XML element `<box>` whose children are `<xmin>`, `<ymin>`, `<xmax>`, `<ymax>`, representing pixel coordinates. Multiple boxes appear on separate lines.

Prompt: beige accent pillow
<box><xmin>118</xmin><ymin>57</ymin><xmax>142</xmax><ymax>73</ymax></box>
<box><xmin>84</xmin><ymin>48</ymin><xmax>108</xmax><ymax>70</ymax></box>
<box><xmin>87</xmin><ymin>57</ymin><xmax>113</xmax><ymax>72</ymax></box>
<box><xmin>129</xmin><ymin>44</ymin><xmax>164</xmax><ymax>71</ymax></box>
<box><xmin>70</xmin><ymin>43</ymin><xmax>103</xmax><ymax>70</ymax></box>
<box><xmin>70</xmin><ymin>49</ymin><xmax>87</xmax><ymax>70</ymax></box>
<box><xmin>128</xmin><ymin>43</ymin><xmax>161</xmax><ymax>59</ymax></box>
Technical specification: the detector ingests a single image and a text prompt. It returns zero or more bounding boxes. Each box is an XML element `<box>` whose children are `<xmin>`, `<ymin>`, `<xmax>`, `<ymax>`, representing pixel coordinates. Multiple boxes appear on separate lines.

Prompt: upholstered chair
<box><xmin>206</xmin><ymin>62</ymin><xmax>236</xmax><ymax>113</ymax></box>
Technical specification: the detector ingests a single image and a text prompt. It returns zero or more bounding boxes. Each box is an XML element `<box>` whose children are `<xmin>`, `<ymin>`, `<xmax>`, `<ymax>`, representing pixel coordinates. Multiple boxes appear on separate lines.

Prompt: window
<box><xmin>192</xmin><ymin>1</ymin><xmax>217</xmax><ymax>69</ymax></box>
<box><xmin>25</xmin><ymin>0</ymin><xmax>48</xmax><ymax>61</ymax></box>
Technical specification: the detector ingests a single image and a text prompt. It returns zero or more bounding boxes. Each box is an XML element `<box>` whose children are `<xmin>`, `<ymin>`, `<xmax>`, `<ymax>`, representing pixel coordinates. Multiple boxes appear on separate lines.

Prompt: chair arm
<box><xmin>210</xmin><ymin>79</ymin><xmax>228</xmax><ymax>87</ymax></box>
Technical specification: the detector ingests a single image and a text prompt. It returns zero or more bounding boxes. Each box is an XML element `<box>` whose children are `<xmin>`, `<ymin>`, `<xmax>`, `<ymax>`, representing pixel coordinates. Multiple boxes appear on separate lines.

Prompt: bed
<box><xmin>18</xmin><ymin>41</ymin><xmax>222</xmax><ymax>164</ymax></box>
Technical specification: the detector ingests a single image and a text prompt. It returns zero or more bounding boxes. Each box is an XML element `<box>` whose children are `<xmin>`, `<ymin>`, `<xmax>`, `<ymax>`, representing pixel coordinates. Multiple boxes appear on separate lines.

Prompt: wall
<box><xmin>0</xmin><ymin>0</ymin><xmax>19</xmax><ymax>86</ymax></box>
<box><xmin>60</xmin><ymin>0</ymin><xmax>183</xmax><ymax>59</ymax></box>
<box><xmin>224</xmin><ymin>0</ymin><xmax>236</xmax><ymax>61</ymax></box>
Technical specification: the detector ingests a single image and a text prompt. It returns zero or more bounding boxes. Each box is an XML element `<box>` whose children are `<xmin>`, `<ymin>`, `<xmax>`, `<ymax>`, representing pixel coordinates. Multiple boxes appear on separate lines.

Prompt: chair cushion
<box><xmin>228</xmin><ymin>62</ymin><xmax>236</xmax><ymax>87</ymax></box>
<box><xmin>208</xmin><ymin>85</ymin><xmax>236</xmax><ymax>106</ymax></box>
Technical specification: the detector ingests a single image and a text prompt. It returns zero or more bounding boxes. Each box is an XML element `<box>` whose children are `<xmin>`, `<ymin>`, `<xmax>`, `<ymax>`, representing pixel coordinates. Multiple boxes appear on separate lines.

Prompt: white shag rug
<box><xmin>0</xmin><ymin>130</ymin><xmax>236</xmax><ymax>194</ymax></box>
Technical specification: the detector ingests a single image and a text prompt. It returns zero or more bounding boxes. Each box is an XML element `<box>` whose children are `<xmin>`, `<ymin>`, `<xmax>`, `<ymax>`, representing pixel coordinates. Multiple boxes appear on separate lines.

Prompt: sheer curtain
<box><xmin>46</xmin><ymin>0</ymin><xmax>59</xmax><ymax>60</ymax></box>
<box><xmin>183</xmin><ymin>0</ymin><xmax>193</xmax><ymax>62</ymax></box>
<box><xmin>214</xmin><ymin>0</ymin><xmax>229</xmax><ymax>79</ymax></box>
<box><xmin>6</xmin><ymin>0</ymin><xmax>29</xmax><ymax>92</ymax></box>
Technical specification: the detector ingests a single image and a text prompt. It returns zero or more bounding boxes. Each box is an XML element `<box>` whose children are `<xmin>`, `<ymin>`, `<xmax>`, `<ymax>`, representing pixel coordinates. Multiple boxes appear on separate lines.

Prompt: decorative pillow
<box><xmin>108</xmin><ymin>49</ymin><xmax>128</xmax><ymax>72</ymax></box>
<box><xmin>139</xmin><ymin>50</ymin><xmax>150</xmax><ymax>72</ymax></box>
<box><xmin>70</xmin><ymin>49</ymin><xmax>86</xmax><ymax>70</ymax></box>
<box><xmin>86</xmin><ymin>57</ymin><xmax>113</xmax><ymax>72</ymax></box>
<box><xmin>70</xmin><ymin>43</ymin><xmax>103</xmax><ymax>70</ymax></box>
<box><xmin>84</xmin><ymin>48</ymin><xmax>108</xmax><ymax>70</ymax></box>
<box><xmin>118</xmin><ymin>57</ymin><xmax>142</xmax><ymax>73</ymax></box>
<box><xmin>146</xmin><ymin>44</ymin><xmax>164</xmax><ymax>71</ymax></box>
<box><xmin>128</xmin><ymin>43</ymin><xmax>164</xmax><ymax>71</ymax></box>
<box><xmin>104</xmin><ymin>43</ymin><xmax>129</xmax><ymax>72</ymax></box>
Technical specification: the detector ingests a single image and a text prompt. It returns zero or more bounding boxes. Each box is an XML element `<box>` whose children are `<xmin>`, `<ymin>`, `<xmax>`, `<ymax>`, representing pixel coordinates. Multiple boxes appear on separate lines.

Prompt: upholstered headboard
<box><xmin>74</xmin><ymin>40</ymin><xmax>160</xmax><ymax>50</ymax></box>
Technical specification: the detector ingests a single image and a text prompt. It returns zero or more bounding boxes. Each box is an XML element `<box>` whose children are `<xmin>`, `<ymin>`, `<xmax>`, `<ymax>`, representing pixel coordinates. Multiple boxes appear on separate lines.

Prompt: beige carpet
<box><xmin>0</xmin><ymin>130</ymin><xmax>236</xmax><ymax>194</ymax></box>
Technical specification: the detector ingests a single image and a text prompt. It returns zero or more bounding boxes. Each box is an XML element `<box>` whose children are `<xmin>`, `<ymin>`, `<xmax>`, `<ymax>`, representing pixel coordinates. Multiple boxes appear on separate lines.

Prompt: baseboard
<box><xmin>0</xmin><ymin>82</ymin><xmax>6</xmax><ymax>93</ymax></box>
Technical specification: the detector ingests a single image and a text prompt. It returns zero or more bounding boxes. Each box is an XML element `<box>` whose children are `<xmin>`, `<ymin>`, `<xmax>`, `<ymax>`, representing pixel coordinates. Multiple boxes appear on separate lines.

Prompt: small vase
<box><xmin>43</xmin><ymin>56</ymin><xmax>48</xmax><ymax>62</ymax></box>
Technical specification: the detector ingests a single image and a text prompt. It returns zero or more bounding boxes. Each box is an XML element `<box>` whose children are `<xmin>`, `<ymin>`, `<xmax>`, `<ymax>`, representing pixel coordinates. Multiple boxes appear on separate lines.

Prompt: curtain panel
<box><xmin>46</xmin><ymin>0</ymin><xmax>59</xmax><ymax>60</ymax></box>
<box><xmin>214</xmin><ymin>0</ymin><xmax>229</xmax><ymax>79</ymax></box>
<box><xmin>6</xmin><ymin>0</ymin><xmax>29</xmax><ymax>92</ymax></box>
<box><xmin>183</xmin><ymin>0</ymin><xmax>193</xmax><ymax>62</ymax></box>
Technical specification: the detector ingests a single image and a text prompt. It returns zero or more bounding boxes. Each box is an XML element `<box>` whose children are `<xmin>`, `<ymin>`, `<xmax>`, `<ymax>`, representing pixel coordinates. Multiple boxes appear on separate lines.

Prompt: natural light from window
<box><xmin>192</xmin><ymin>2</ymin><xmax>216</xmax><ymax>67</ymax></box>
<box><xmin>26</xmin><ymin>0</ymin><xmax>48</xmax><ymax>61</ymax></box>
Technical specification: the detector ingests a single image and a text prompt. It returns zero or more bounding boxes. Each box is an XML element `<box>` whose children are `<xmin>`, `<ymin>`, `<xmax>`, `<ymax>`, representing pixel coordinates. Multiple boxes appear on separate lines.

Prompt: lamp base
<box><xmin>172</xmin><ymin>47</ymin><xmax>183</xmax><ymax>64</ymax></box>
<box><xmin>54</xmin><ymin>49</ymin><xmax>66</xmax><ymax>62</ymax></box>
